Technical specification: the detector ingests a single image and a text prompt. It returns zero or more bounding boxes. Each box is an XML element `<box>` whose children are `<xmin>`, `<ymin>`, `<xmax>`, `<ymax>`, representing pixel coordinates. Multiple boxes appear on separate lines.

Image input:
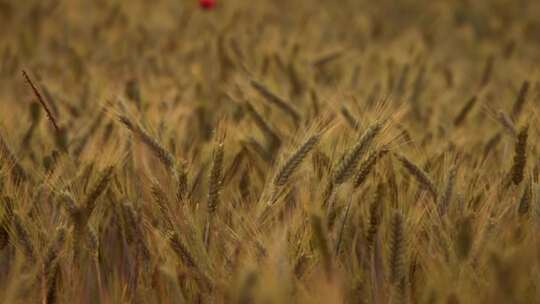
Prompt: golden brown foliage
<box><xmin>0</xmin><ymin>0</ymin><xmax>539</xmax><ymax>303</ymax></box>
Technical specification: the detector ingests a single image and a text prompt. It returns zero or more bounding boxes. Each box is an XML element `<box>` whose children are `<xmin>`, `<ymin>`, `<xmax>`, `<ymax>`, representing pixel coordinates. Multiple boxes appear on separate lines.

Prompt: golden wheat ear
<box><xmin>204</xmin><ymin>126</ymin><xmax>226</xmax><ymax>248</ymax></box>
<box><xmin>394</xmin><ymin>153</ymin><xmax>437</xmax><ymax>201</ymax></box>
<box><xmin>22</xmin><ymin>70</ymin><xmax>60</xmax><ymax>133</ymax></box>
<box><xmin>249</xmin><ymin>79</ymin><xmax>302</xmax><ymax>126</ymax></box>
<box><xmin>511</xmin><ymin>125</ymin><xmax>528</xmax><ymax>186</ymax></box>
<box><xmin>273</xmin><ymin>133</ymin><xmax>321</xmax><ymax>187</ymax></box>
<box><xmin>333</xmin><ymin>121</ymin><xmax>383</xmax><ymax>186</ymax></box>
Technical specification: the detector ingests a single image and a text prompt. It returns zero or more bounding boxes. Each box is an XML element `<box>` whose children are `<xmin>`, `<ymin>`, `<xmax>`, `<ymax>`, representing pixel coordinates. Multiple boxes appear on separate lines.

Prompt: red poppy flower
<box><xmin>199</xmin><ymin>0</ymin><xmax>215</xmax><ymax>10</ymax></box>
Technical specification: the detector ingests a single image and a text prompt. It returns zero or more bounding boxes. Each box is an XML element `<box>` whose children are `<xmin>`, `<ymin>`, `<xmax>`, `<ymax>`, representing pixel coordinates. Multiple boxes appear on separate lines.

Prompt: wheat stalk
<box><xmin>118</xmin><ymin>114</ymin><xmax>176</xmax><ymax>170</ymax></box>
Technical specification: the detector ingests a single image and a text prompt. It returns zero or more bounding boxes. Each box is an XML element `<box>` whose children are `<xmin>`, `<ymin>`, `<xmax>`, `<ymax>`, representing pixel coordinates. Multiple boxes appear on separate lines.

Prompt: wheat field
<box><xmin>1</xmin><ymin>0</ymin><xmax>540</xmax><ymax>303</ymax></box>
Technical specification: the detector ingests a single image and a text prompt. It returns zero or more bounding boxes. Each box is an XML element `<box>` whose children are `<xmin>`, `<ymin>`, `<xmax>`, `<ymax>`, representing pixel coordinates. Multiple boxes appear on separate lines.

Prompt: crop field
<box><xmin>1</xmin><ymin>0</ymin><xmax>540</xmax><ymax>303</ymax></box>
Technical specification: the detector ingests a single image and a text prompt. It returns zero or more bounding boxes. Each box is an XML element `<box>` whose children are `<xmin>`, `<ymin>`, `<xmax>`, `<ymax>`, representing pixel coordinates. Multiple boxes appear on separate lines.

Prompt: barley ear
<box><xmin>511</xmin><ymin>125</ymin><xmax>528</xmax><ymax>186</ymax></box>
<box><xmin>274</xmin><ymin>133</ymin><xmax>320</xmax><ymax>186</ymax></box>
